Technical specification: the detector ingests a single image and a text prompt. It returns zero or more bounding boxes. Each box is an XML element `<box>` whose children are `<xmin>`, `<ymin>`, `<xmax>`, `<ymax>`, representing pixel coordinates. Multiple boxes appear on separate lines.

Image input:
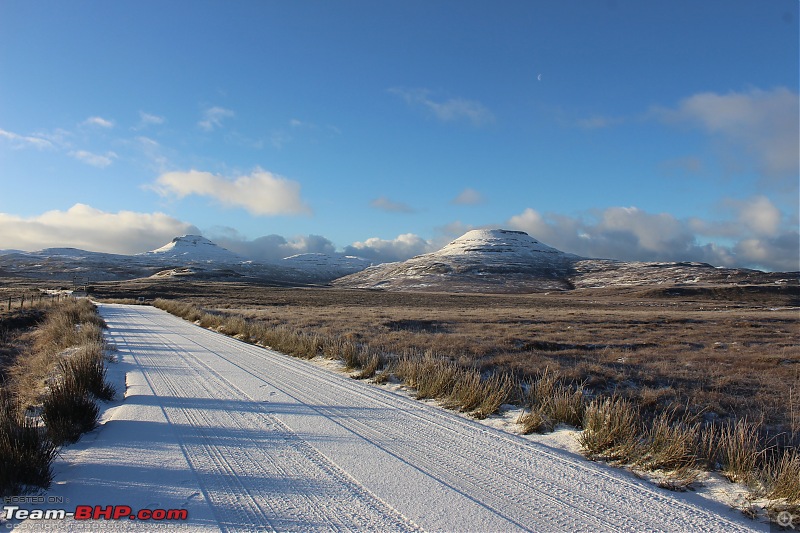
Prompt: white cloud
<box><xmin>210</xmin><ymin>231</ymin><xmax>336</xmax><ymax>262</ymax></box>
<box><xmin>390</xmin><ymin>88</ymin><xmax>494</xmax><ymax>126</ymax></box>
<box><xmin>343</xmin><ymin>233</ymin><xmax>435</xmax><ymax>263</ymax></box>
<box><xmin>451</xmin><ymin>188</ymin><xmax>486</xmax><ymax>206</ymax></box>
<box><xmin>734</xmin><ymin>233</ymin><xmax>799</xmax><ymax>271</ymax></box>
<box><xmin>0</xmin><ymin>204</ymin><xmax>198</xmax><ymax>254</ymax></box>
<box><xmin>656</xmin><ymin>87</ymin><xmax>799</xmax><ymax>182</ymax></box>
<box><xmin>69</xmin><ymin>150</ymin><xmax>118</xmax><ymax>168</ymax></box>
<box><xmin>82</xmin><ymin>116</ymin><xmax>114</xmax><ymax>128</ymax></box>
<box><xmin>138</xmin><ymin>111</ymin><xmax>165</xmax><ymax>128</ymax></box>
<box><xmin>198</xmin><ymin>106</ymin><xmax>234</xmax><ymax>131</ymax></box>
<box><xmin>370</xmin><ymin>196</ymin><xmax>416</xmax><ymax>213</ymax></box>
<box><xmin>153</xmin><ymin>168</ymin><xmax>311</xmax><ymax>216</ymax></box>
<box><xmin>729</xmin><ymin>195</ymin><xmax>782</xmax><ymax>237</ymax></box>
<box><xmin>0</xmin><ymin>128</ymin><xmax>53</xmax><ymax>150</ymax></box>
<box><xmin>507</xmin><ymin>200</ymin><xmax>798</xmax><ymax>271</ymax></box>
<box><xmin>134</xmin><ymin>136</ymin><xmax>169</xmax><ymax>170</ymax></box>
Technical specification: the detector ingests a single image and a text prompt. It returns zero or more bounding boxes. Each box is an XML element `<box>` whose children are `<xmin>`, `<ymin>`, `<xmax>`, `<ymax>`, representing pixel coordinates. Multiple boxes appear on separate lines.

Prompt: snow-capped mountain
<box><xmin>0</xmin><ymin>235</ymin><xmax>370</xmax><ymax>284</ymax></box>
<box><xmin>140</xmin><ymin>235</ymin><xmax>245</xmax><ymax>264</ymax></box>
<box><xmin>334</xmin><ymin>229</ymin><xmax>579</xmax><ymax>292</ymax></box>
<box><xmin>282</xmin><ymin>253</ymin><xmax>371</xmax><ymax>281</ymax></box>
<box><xmin>1</xmin><ymin>231</ymin><xmax>792</xmax><ymax>292</ymax></box>
<box><xmin>333</xmin><ymin>229</ymin><xmax>793</xmax><ymax>293</ymax></box>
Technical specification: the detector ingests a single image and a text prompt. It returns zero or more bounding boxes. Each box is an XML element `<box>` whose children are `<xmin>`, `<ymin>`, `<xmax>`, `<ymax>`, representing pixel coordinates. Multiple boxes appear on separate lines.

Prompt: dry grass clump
<box><xmin>766</xmin><ymin>450</ymin><xmax>800</xmax><ymax>502</ymax></box>
<box><xmin>153</xmin><ymin>299</ymin><xmax>204</xmax><ymax>322</ymax></box>
<box><xmin>41</xmin><ymin>364</ymin><xmax>100</xmax><ymax>445</ymax></box>
<box><xmin>579</xmin><ymin>396</ymin><xmax>641</xmax><ymax>462</ymax></box>
<box><xmin>637</xmin><ymin>409</ymin><xmax>701</xmax><ymax>472</ymax></box>
<box><xmin>0</xmin><ymin>388</ymin><xmax>57</xmax><ymax>496</ymax></box>
<box><xmin>518</xmin><ymin>367</ymin><xmax>586</xmax><ymax>433</ymax></box>
<box><xmin>389</xmin><ymin>353</ymin><xmax>514</xmax><ymax>419</ymax></box>
<box><xmin>64</xmin><ymin>342</ymin><xmax>116</xmax><ymax>402</ymax></box>
<box><xmin>716</xmin><ymin>419</ymin><xmax>762</xmax><ymax>484</ymax></box>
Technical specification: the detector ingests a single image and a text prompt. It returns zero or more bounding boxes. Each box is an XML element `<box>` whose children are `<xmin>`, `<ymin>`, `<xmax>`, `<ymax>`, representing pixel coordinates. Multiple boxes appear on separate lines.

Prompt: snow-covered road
<box><xmin>13</xmin><ymin>304</ymin><xmax>763</xmax><ymax>532</ymax></box>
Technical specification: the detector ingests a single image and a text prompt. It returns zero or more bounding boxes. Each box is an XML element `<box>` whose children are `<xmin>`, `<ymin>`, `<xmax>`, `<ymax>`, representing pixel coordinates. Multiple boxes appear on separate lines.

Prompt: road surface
<box><xmin>12</xmin><ymin>304</ymin><xmax>762</xmax><ymax>532</ymax></box>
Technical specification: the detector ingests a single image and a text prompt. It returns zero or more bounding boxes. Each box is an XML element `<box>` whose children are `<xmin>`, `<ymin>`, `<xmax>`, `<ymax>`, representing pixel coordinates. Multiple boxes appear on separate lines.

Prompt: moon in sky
<box><xmin>537</xmin><ymin>73</ymin><xmax>542</xmax><ymax>81</ymax></box>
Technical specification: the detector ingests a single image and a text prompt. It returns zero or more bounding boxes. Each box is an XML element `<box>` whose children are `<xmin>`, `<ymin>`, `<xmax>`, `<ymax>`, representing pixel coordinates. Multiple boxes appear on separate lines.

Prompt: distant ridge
<box><xmin>282</xmin><ymin>253</ymin><xmax>371</xmax><ymax>279</ymax></box>
<box><xmin>0</xmin><ymin>231</ymin><xmax>792</xmax><ymax>291</ymax></box>
<box><xmin>0</xmin><ymin>234</ymin><xmax>371</xmax><ymax>284</ymax></box>
<box><xmin>333</xmin><ymin>229</ymin><xmax>793</xmax><ymax>293</ymax></box>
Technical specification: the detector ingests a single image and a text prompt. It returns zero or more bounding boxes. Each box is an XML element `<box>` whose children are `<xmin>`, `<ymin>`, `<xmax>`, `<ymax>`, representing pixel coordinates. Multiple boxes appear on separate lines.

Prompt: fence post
<box><xmin>6</xmin><ymin>298</ymin><xmax>9</xmax><ymax>311</ymax></box>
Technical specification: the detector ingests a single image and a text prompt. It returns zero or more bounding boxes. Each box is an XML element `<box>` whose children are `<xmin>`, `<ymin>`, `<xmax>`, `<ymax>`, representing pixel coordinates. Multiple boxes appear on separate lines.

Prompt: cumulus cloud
<box><xmin>655</xmin><ymin>87</ymin><xmax>799</xmax><ymax>183</ymax></box>
<box><xmin>81</xmin><ymin>116</ymin><xmax>114</xmax><ymax>128</ymax></box>
<box><xmin>198</xmin><ymin>106</ymin><xmax>234</xmax><ymax>131</ymax></box>
<box><xmin>507</xmin><ymin>197</ymin><xmax>798</xmax><ymax>271</ymax></box>
<box><xmin>69</xmin><ymin>149</ymin><xmax>117</xmax><ymax>168</ymax></box>
<box><xmin>343</xmin><ymin>233</ymin><xmax>435</xmax><ymax>263</ymax></box>
<box><xmin>0</xmin><ymin>128</ymin><xmax>53</xmax><ymax>150</ymax></box>
<box><xmin>210</xmin><ymin>231</ymin><xmax>336</xmax><ymax>262</ymax></box>
<box><xmin>152</xmin><ymin>168</ymin><xmax>311</xmax><ymax>216</ymax></box>
<box><xmin>389</xmin><ymin>88</ymin><xmax>494</xmax><ymax>126</ymax></box>
<box><xmin>0</xmin><ymin>204</ymin><xmax>198</xmax><ymax>254</ymax></box>
<box><xmin>370</xmin><ymin>196</ymin><xmax>416</xmax><ymax>213</ymax></box>
<box><xmin>451</xmin><ymin>188</ymin><xmax>486</xmax><ymax>206</ymax></box>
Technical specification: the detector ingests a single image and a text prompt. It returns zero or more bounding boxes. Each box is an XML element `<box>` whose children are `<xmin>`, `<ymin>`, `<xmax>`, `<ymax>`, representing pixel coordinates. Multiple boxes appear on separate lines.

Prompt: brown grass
<box><xmin>136</xmin><ymin>283</ymin><xmax>798</xmax><ymax>505</ymax></box>
<box><xmin>0</xmin><ymin>297</ymin><xmax>113</xmax><ymax>493</ymax></box>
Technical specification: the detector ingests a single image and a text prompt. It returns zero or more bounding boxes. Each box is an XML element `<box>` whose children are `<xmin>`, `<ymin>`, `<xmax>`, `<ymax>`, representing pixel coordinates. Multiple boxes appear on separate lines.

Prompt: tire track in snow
<box><xmin>101</xmin><ymin>304</ymin><xmax>763</xmax><ymax>533</ymax></box>
<box><xmin>103</xmin><ymin>305</ymin><xmax>419</xmax><ymax>533</ymax></box>
<box><xmin>178</xmin><ymin>320</ymin><xmax>762</xmax><ymax>532</ymax></box>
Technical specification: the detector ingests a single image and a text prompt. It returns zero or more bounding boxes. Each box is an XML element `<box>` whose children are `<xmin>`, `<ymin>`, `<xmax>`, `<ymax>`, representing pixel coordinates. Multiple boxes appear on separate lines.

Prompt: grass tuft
<box><xmin>0</xmin><ymin>388</ymin><xmax>57</xmax><ymax>496</ymax></box>
<box><xmin>41</xmin><ymin>359</ymin><xmax>100</xmax><ymax>445</ymax></box>
<box><xmin>579</xmin><ymin>396</ymin><xmax>641</xmax><ymax>463</ymax></box>
<box><xmin>766</xmin><ymin>449</ymin><xmax>800</xmax><ymax>503</ymax></box>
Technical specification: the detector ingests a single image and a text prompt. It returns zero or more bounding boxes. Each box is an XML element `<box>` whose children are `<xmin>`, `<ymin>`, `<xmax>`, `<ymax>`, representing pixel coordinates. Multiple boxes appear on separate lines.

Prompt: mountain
<box><xmin>0</xmin><ymin>235</ymin><xmax>371</xmax><ymax>285</ymax></box>
<box><xmin>333</xmin><ymin>229</ymin><xmax>795</xmax><ymax>293</ymax></box>
<box><xmin>333</xmin><ymin>229</ymin><xmax>579</xmax><ymax>292</ymax></box>
<box><xmin>0</xmin><ymin>248</ymin><xmax>153</xmax><ymax>282</ymax></box>
<box><xmin>140</xmin><ymin>235</ymin><xmax>245</xmax><ymax>264</ymax></box>
<box><xmin>281</xmin><ymin>253</ymin><xmax>371</xmax><ymax>281</ymax></box>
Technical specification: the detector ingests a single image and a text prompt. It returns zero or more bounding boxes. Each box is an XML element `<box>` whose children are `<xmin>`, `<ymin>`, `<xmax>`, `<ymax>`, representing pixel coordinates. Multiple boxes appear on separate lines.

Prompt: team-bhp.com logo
<box><xmin>3</xmin><ymin>505</ymin><xmax>188</xmax><ymax>522</ymax></box>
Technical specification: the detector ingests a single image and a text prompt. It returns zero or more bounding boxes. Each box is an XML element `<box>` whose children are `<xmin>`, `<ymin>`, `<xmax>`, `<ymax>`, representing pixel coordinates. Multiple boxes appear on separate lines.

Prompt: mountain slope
<box><xmin>334</xmin><ymin>229</ymin><xmax>580</xmax><ymax>292</ymax></box>
<box><xmin>0</xmin><ymin>235</ymin><xmax>371</xmax><ymax>284</ymax></box>
<box><xmin>281</xmin><ymin>253</ymin><xmax>371</xmax><ymax>281</ymax></box>
<box><xmin>140</xmin><ymin>235</ymin><xmax>245</xmax><ymax>263</ymax></box>
<box><xmin>333</xmin><ymin>229</ymin><xmax>793</xmax><ymax>293</ymax></box>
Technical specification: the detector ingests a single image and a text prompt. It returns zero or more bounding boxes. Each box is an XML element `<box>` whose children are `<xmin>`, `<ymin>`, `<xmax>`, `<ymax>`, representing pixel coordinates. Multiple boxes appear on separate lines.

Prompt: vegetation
<box><xmin>151</xmin><ymin>289</ymin><xmax>799</xmax><ymax>517</ymax></box>
<box><xmin>147</xmin><ymin>289</ymin><xmax>800</xmax><ymax>508</ymax></box>
<box><xmin>0</xmin><ymin>298</ymin><xmax>115</xmax><ymax>495</ymax></box>
<box><xmin>0</xmin><ymin>388</ymin><xmax>57</xmax><ymax>497</ymax></box>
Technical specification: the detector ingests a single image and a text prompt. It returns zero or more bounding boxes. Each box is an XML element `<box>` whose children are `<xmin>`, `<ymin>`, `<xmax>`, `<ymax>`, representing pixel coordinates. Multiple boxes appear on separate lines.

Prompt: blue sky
<box><xmin>1</xmin><ymin>1</ymin><xmax>798</xmax><ymax>270</ymax></box>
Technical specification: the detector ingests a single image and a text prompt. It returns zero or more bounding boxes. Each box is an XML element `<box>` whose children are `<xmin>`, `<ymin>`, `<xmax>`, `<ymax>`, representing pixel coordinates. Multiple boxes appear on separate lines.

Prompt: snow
<box><xmin>140</xmin><ymin>235</ymin><xmax>244</xmax><ymax>263</ymax></box>
<box><xmin>437</xmin><ymin>229</ymin><xmax>574</xmax><ymax>258</ymax></box>
<box><xmin>334</xmin><ymin>228</ymin><xmax>788</xmax><ymax>292</ymax></box>
<box><xmin>334</xmin><ymin>229</ymin><xmax>580</xmax><ymax>292</ymax></box>
<box><xmin>281</xmin><ymin>253</ymin><xmax>371</xmax><ymax>279</ymax></box>
<box><xmin>7</xmin><ymin>304</ymin><xmax>766</xmax><ymax>532</ymax></box>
